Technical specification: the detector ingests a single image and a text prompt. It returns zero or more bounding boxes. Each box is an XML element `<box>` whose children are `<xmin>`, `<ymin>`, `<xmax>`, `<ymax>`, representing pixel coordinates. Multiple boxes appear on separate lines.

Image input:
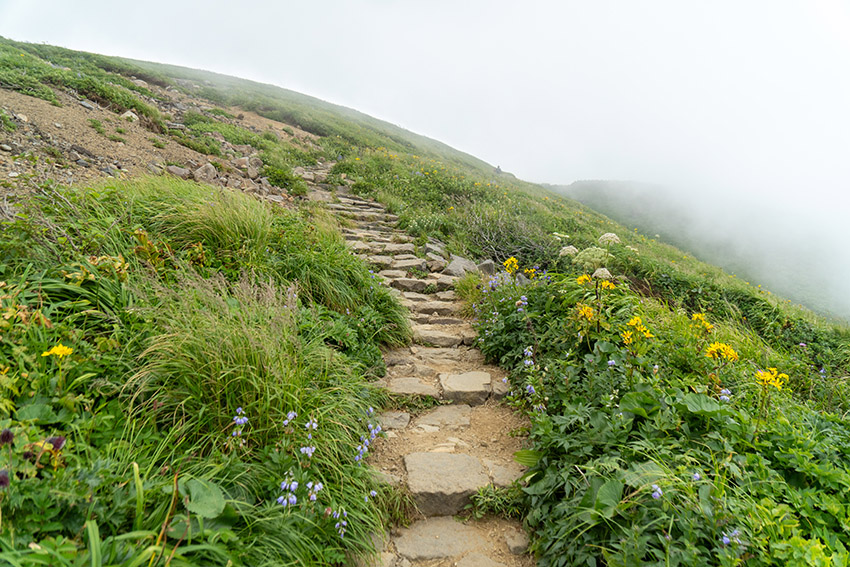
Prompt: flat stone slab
<box><xmin>440</xmin><ymin>371</ymin><xmax>492</xmax><ymax>405</ymax></box>
<box><xmin>383</xmin><ymin>242</ymin><xmax>416</xmax><ymax>254</ymax></box>
<box><xmin>378</xmin><ymin>269</ymin><xmax>407</xmax><ymax>279</ymax></box>
<box><xmin>505</xmin><ymin>529</ymin><xmax>530</xmax><ymax>554</ymax></box>
<box><xmin>387</xmin><ymin>377</ymin><xmax>439</xmax><ymax>398</ymax></box>
<box><xmin>394</xmin><ymin>517</ymin><xmax>485</xmax><ymax>560</ymax></box>
<box><xmin>413</xmin><ymin>326</ymin><xmax>463</xmax><ymax>347</ymax></box>
<box><xmin>367</xmin><ymin>255</ymin><xmax>395</xmax><ymax>269</ymax></box>
<box><xmin>491</xmin><ymin>377</ymin><xmax>510</xmax><ymax>398</ymax></box>
<box><xmin>458</xmin><ymin>553</ymin><xmax>508</xmax><ymax>567</ymax></box>
<box><xmin>392</xmin><ymin>258</ymin><xmax>427</xmax><ymax>271</ymax></box>
<box><xmin>391</xmin><ymin>278</ymin><xmax>428</xmax><ymax>292</ymax></box>
<box><xmin>415</xmin><ymin>405</ymin><xmax>471</xmax><ymax>431</ymax></box>
<box><xmin>482</xmin><ymin>458</ymin><xmax>526</xmax><ymax>488</ymax></box>
<box><xmin>410</xmin><ymin>301</ymin><xmax>458</xmax><ymax>316</ymax></box>
<box><xmin>426</xmin><ymin>274</ymin><xmax>458</xmax><ymax>291</ymax></box>
<box><xmin>379</xmin><ymin>411</ymin><xmax>411</xmax><ymax>430</ymax></box>
<box><xmin>405</xmin><ymin>452</ymin><xmax>489</xmax><ymax>515</ymax></box>
<box><xmin>401</xmin><ymin>291</ymin><xmax>431</xmax><ymax>302</ymax></box>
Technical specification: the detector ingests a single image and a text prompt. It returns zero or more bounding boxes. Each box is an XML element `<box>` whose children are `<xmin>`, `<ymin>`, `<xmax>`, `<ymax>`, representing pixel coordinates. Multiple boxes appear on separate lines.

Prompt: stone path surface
<box><xmin>300</xmin><ymin>164</ymin><xmax>534</xmax><ymax>567</ymax></box>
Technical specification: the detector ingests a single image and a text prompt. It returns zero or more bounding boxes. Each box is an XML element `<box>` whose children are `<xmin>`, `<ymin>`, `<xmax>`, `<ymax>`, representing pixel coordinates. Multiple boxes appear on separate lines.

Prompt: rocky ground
<box><xmin>1</xmin><ymin>81</ymin><xmax>535</xmax><ymax>566</ymax></box>
<box><xmin>0</xmin><ymin>80</ymin><xmax>316</xmax><ymax>203</ymax></box>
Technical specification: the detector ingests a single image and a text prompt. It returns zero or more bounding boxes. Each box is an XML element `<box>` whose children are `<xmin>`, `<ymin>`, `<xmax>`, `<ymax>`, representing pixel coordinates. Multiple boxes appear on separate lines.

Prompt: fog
<box><xmin>1</xmin><ymin>1</ymin><xmax>848</xmax><ymax>319</ymax></box>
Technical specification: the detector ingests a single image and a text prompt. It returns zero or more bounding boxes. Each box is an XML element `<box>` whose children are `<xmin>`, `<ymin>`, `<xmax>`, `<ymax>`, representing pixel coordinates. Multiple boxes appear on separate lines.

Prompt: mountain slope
<box><xmin>2</xmin><ymin>36</ymin><xmax>850</xmax><ymax>567</ymax></box>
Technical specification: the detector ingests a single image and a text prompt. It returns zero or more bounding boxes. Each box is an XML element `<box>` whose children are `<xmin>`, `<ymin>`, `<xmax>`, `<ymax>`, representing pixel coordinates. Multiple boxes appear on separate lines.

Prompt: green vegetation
<box><xmin>0</xmin><ymin>177</ymin><xmax>409</xmax><ymax>565</ymax></box>
<box><xmin>0</xmin><ymin>37</ymin><xmax>165</xmax><ymax>129</ymax></box>
<box><xmin>87</xmin><ymin>118</ymin><xmax>105</xmax><ymax>135</ymax></box>
<box><xmin>3</xmin><ymin>35</ymin><xmax>850</xmax><ymax>567</ymax></box>
<box><xmin>0</xmin><ymin>108</ymin><xmax>15</xmax><ymax>132</ymax></box>
<box><xmin>468</xmin><ymin>252</ymin><xmax>850</xmax><ymax>564</ymax></box>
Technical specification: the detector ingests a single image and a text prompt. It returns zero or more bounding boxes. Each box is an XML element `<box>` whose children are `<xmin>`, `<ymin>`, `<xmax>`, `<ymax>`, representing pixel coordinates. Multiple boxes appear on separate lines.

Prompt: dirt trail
<box><xmin>304</xmin><ymin>167</ymin><xmax>535</xmax><ymax>567</ymax></box>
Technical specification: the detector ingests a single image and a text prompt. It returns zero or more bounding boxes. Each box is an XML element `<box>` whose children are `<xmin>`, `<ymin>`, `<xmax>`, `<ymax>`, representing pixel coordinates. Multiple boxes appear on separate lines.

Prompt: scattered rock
<box><xmin>166</xmin><ymin>165</ymin><xmax>191</xmax><ymax>179</ymax></box>
<box><xmin>482</xmin><ymin>458</ymin><xmax>526</xmax><ymax>488</ymax></box>
<box><xmin>405</xmin><ymin>453</ymin><xmax>489</xmax><ymax>516</ymax></box>
<box><xmin>0</xmin><ymin>144</ymin><xmax>11</xmax><ymax>152</ymax></box>
<box><xmin>132</xmin><ymin>79</ymin><xmax>149</xmax><ymax>89</ymax></box>
<box><xmin>79</xmin><ymin>100</ymin><xmax>96</xmax><ymax>111</ymax></box>
<box><xmin>15</xmin><ymin>113</ymin><xmax>28</xmax><ymax>122</ymax></box>
<box><xmin>442</xmin><ymin>254</ymin><xmax>478</xmax><ymax>277</ymax></box>
<box><xmin>504</xmin><ymin>529</ymin><xmax>530</xmax><ymax>554</ymax></box>
<box><xmin>379</xmin><ymin>411</ymin><xmax>410</xmax><ymax>430</ymax></box>
<box><xmin>193</xmin><ymin>163</ymin><xmax>218</xmax><ymax>184</ymax></box>
<box><xmin>477</xmin><ymin>259</ymin><xmax>496</xmax><ymax>275</ymax></box>
<box><xmin>120</xmin><ymin>110</ymin><xmax>139</xmax><ymax>122</ymax></box>
<box><xmin>457</xmin><ymin>553</ymin><xmax>507</xmax><ymax>567</ymax></box>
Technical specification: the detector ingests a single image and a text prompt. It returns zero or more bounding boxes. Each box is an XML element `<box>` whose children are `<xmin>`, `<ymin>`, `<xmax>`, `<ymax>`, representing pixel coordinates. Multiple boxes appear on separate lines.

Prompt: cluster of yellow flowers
<box><xmin>42</xmin><ymin>343</ymin><xmax>73</xmax><ymax>358</ymax></box>
<box><xmin>576</xmin><ymin>304</ymin><xmax>594</xmax><ymax>321</ymax></box>
<box><xmin>705</xmin><ymin>342</ymin><xmax>739</xmax><ymax>362</ymax></box>
<box><xmin>576</xmin><ymin>274</ymin><xmax>592</xmax><ymax>285</ymax></box>
<box><xmin>627</xmin><ymin>316</ymin><xmax>654</xmax><ymax>339</ymax></box>
<box><xmin>756</xmin><ymin>367</ymin><xmax>788</xmax><ymax>391</ymax></box>
<box><xmin>524</xmin><ymin>267</ymin><xmax>537</xmax><ymax>279</ymax></box>
<box><xmin>690</xmin><ymin>313</ymin><xmax>714</xmax><ymax>333</ymax></box>
<box><xmin>600</xmin><ymin>280</ymin><xmax>616</xmax><ymax>290</ymax></box>
<box><xmin>503</xmin><ymin>257</ymin><xmax>519</xmax><ymax>275</ymax></box>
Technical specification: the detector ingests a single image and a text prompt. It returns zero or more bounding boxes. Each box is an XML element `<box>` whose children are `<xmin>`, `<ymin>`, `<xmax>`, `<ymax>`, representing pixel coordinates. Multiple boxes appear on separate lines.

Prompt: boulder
<box><xmin>120</xmin><ymin>110</ymin><xmax>139</xmax><ymax>122</ymax></box>
<box><xmin>477</xmin><ymin>259</ymin><xmax>496</xmax><ymax>275</ymax></box>
<box><xmin>442</xmin><ymin>255</ymin><xmax>478</xmax><ymax>277</ymax></box>
<box><xmin>193</xmin><ymin>163</ymin><xmax>217</xmax><ymax>184</ymax></box>
<box><xmin>166</xmin><ymin>165</ymin><xmax>191</xmax><ymax>179</ymax></box>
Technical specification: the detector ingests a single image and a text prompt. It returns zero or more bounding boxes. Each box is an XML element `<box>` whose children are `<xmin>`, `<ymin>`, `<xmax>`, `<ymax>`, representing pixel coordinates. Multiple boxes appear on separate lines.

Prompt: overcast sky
<box><xmin>2</xmin><ymin>0</ymin><xmax>849</xmax><ymax>315</ymax></box>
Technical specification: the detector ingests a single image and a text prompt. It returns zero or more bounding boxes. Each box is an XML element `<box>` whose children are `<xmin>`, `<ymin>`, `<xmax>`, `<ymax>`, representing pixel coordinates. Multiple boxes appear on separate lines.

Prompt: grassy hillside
<box><xmin>552</xmin><ymin>180</ymin><xmax>850</xmax><ymax>322</ymax></box>
<box><xmin>2</xmin><ymin>36</ymin><xmax>850</xmax><ymax>566</ymax></box>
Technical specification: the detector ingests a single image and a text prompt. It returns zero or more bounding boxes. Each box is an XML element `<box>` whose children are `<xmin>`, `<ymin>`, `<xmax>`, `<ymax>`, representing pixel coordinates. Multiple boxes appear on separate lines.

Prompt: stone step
<box><xmin>404</xmin><ymin>452</ymin><xmax>490</xmax><ymax>516</ymax></box>
<box><xmin>391</xmin><ymin>279</ymin><xmax>431</xmax><ymax>293</ymax></box>
<box><xmin>412</xmin><ymin>325</ymin><xmax>467</xmax><ymax>347</ymax></box>
<box><xmin>386</xmin><ymin>377</ymin><xmax>440</xmax><ymax>398</ymax></box>
<box><xmin>439</xmin><ymin>371</ymin><xmax>492</xmax><ymax>405</ymax></box>
<box><xmin>405</xmin><ymin>300</ymin><xmax>459</xmax><ymax>316</ymax></box>
<box><xmin>393</xmin><ymin>258</ymin><xmax>427</xmax><ymax>271</ymax></box>
<box><xmin>393</xmin><ymin>517</ymin><xmax>489</xmax><ymax>562</ymax></box>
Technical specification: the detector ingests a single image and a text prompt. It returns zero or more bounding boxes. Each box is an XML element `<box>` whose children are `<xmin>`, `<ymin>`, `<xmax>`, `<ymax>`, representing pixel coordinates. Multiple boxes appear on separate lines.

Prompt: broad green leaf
<box><xmin>594</xmin><ymin>479</ymin><xmax>624</xmax><ymax>520</ymax></box>
<box><xmin>619</xmin><ymin>391</ymin><xmax>661</xmax><ymax>418</ymax></box>
<box><xmin>623</xmin><ymin>461</ymin><xmax>665</xmax><ymax>488</ymax></box>
<box><xmin>185</xmin><ymin>478</ymin><xmax>226</xmax><ymax>519</ymax></box>
<box><xmin>513</xmin><ymin>449</ymin><xmax>542</xmax><ymax>467</ymax></box>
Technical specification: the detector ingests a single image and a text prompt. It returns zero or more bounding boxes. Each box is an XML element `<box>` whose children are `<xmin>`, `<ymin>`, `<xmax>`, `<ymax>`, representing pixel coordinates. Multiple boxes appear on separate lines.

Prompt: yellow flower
<box><xmin>576</xmin><ymin>304</ymin><xmax>594</xmax><ymax>321</ymax></box>
<box><xmin>621</xmin><ymin>330</ymin><xmax>633</xmax><ymax>345</ymax></box>
<box><xmin>42</xmin><ymin>343</ymin><xmax>73</xmax><ymax>358</ymax></box>
<box><xmin>503</xmin><ymin>257</ymin><xmax>519</xmax><ymax>275</ymax></box>
<box><xmin>690</xmin><ymin>313</ymin><xmax>714</xmax><ymax>333</ymax></box>
<box><xmin>600</xmin><ymin>280</ymin><xmax>616</xmax><ymax>290</ymax></box>
<box><xmin>756</xmin><ymin>367</ymin><xmax>788</xmax><ymax>391</ymax></box>
<box><xmin>628</xmin><ymin>316</ymin><xmax>643</xmax><ymax>328</ymax></box>
<box><xmin>705</xmin><ymin>342</ymin><xmax>738</xmax><ymax>362</ymax></box>
<box><xmin>576</xmin><ymin>274</ymin><xmax>592</xmax><ymax>285</ymax></box>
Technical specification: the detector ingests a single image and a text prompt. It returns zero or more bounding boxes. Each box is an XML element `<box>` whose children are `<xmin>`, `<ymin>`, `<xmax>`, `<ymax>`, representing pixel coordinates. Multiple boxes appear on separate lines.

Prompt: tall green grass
<box><xmin>0</xmin><ymin>177</ymin><xmax>410</xmax><ymax>565</ymax></box>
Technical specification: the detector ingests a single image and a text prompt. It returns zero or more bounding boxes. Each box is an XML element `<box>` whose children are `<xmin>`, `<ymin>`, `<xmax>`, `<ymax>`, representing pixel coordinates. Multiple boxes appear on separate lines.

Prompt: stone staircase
<box><xmin>301</xmin><ymin>164</ymin><xmax>533</xmax><ymax>567</ymax></box>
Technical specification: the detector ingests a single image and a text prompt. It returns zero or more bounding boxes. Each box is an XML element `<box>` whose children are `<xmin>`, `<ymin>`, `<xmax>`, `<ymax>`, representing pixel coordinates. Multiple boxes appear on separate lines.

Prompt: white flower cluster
<box><xmin>598</xmin><ymin>233</ymin><xmax>621</xmax><ymax>245</ymax></box>
<box><xmin>559</xmin><ymin>245</ymin><xmax>579</xmax><ymax>257</ymax></box>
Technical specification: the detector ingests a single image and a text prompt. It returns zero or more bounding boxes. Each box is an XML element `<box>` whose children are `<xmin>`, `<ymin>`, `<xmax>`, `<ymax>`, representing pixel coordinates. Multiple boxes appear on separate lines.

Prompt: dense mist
<box><xmin>553</xmin><ymin>180</ymin><xmax>850</xmax><ymax>322</ymax></box>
